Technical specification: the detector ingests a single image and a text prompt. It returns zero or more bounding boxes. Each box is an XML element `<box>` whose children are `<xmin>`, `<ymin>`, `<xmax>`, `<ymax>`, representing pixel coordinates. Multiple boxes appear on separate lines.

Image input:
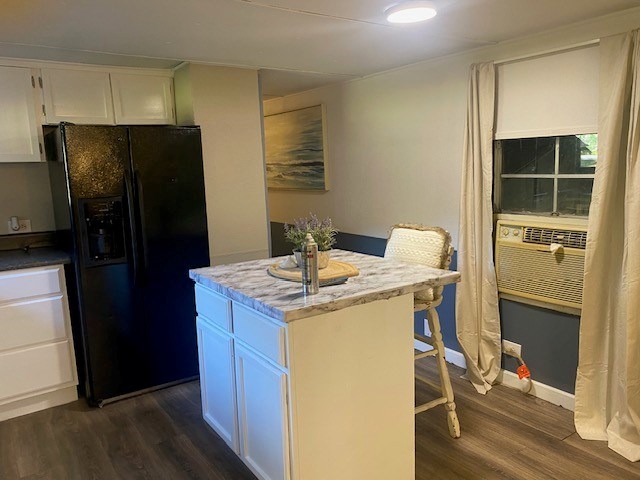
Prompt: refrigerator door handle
<box><xmin>124</xmin><ymin>173</ymin><xmax>140</xmax><ymax>283</ymax></box>
<box><xmin>135</xmin><ymin>171</ymin><xmax>149</xmax><ymax>270</ymax></box>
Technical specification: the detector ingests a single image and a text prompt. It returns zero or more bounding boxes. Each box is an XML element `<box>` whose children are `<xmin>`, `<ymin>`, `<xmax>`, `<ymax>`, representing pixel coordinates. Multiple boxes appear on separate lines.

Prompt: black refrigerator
<box><xmin>47</xmin><ymin>124</ymin><xmax>209</xmax><ymax>406</ymax></box>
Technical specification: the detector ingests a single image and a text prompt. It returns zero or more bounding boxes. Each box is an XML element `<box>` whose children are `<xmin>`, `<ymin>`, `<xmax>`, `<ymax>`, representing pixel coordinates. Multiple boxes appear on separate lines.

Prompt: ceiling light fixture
<box><xmin>385</xmin><ymin>1</ymin><xmax>437</xmax><ymax>24</ymax></box>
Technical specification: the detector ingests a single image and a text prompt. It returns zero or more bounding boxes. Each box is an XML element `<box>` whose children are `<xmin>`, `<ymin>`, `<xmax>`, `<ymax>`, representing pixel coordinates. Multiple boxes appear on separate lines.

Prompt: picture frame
<box><xmin>264</xmin><ymin>104</ymin><xmax>329</xmax><ymax>191</ymax></box>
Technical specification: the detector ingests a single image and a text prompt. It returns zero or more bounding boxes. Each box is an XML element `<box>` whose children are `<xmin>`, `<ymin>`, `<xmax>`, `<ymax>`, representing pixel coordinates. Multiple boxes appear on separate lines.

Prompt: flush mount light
<box><xmin>385</xmin><ymin>1</ymin><xmax>437</xmax><ymax>24</ymax></box>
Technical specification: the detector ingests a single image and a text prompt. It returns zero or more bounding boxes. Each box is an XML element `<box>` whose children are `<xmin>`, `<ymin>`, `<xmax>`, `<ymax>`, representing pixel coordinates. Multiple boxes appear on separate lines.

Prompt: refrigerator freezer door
<box><xmin>129</xmin><ymin>126</ymin><xmax>209</xmax><ymax>386</ymax></box>
<box><xmin>61</xmin><ymin>125</ymin><xmax>150</xmax><ymax>404</ymax></box>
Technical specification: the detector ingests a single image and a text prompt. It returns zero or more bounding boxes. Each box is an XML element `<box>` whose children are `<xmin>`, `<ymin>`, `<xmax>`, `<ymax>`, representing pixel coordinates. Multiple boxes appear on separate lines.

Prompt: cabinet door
<box><xmin>196</xmin><ymin>316</ymin><xmax>239</xmax><ymax>453</ymax></box>
<box><xmin>42</xmin><ymin>68</ymin><xmax>114</xmax><ymax>124</ymax></box>
<box><xmin>0</xmin><ymin>66</ymin><xmax>42</xmax><ymax>163</ymax></box>
<box><xmin>111</xmin><ymin>74</ymin><xmax>175</xmax><ymax>124</ymax></box>
<box><xmin>235</xmin><ymin>344</ymin><xmax>290</xmax><ymax>480</ymax></box>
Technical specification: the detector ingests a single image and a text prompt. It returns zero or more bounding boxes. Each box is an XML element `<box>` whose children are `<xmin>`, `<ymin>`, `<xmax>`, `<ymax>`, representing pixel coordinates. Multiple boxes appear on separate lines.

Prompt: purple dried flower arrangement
<box><xmin>283</xmin><ymin>213</ymin><xmax>338</xmax><ymax>252</ymax></box>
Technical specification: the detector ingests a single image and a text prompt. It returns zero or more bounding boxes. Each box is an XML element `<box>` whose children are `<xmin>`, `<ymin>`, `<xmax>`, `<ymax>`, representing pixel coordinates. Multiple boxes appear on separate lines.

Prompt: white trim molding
<box><xmin>414</xmin><ymin>326</ymin><xmax>575</xmax><ymax>411</ymax></box>
<box><xmin>0</xmin><ymin>386</ymin><xmax>77</xmax><ymax>422</ymax></box>
<box><xmin>414</xmin><ymin>338</ymin><xmax>467</xmax><ymax>370</ymax></box>
<box><xmin>495</xmin><ymin>369</ymin><xmax>575</xmax><ymax>411</ymax></box>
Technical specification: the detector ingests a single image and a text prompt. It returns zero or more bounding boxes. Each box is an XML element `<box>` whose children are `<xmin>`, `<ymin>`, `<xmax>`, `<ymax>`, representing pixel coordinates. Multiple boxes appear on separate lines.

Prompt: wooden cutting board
<box><xmin>268</xmin><ymin>260</ymin><xmax>360</xmax><ymax>284</ymax></box>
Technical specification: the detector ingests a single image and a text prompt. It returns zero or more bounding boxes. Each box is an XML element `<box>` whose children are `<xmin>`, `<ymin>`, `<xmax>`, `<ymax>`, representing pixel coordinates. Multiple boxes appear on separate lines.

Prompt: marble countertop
<box><xmin>190</xmin><ymin>249</ymin><xmax>460</xmax><ymax>322</ymax></box>
<box><xmin>0</xmin><ymin>247</ymin><xmax>71</xmax><ymax>272</ymax></box>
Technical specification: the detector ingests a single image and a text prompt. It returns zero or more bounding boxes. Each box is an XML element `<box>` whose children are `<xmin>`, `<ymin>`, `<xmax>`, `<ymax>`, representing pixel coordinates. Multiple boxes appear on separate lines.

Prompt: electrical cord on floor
<box><xmin>503</xmin><ymin>348</ymin><xmax>533</xmax><ymax>394</ymax></box>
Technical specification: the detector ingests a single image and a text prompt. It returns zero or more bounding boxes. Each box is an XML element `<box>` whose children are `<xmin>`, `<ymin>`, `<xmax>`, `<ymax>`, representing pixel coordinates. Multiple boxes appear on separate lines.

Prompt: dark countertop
<box><xmin>0</xmin><ymin>247</ymin><xmax>71</xmax><ymax>272</ymax></box>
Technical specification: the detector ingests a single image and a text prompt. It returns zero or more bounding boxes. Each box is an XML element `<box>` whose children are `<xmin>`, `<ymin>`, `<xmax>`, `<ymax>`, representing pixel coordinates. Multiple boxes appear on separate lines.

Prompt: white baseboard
<box><xmin>0</xmin><ymin>386</ymin><xmax>78</xmax><ymax>422</ymax></box>
<box><xmin>417</xmin><ymin>319</ymin><xmax>467</xmax><ymax>369</ymax></box>
<box><xmin>495</xmin><ymin>369</ymin><xmax>575</xmax><ymax>411</ymax></box>
<box><xmin>414</xmin><ymin>339</ymin><xmax>467</xmax><ymax>370</ymax></box>
<box><xmin>414</xmin><ymin>331</ymin><xmax>575</xmax><ymax>411</ymax></box>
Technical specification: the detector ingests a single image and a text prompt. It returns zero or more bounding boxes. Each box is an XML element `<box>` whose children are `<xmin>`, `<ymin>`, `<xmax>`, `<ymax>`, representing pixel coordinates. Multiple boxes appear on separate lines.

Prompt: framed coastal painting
<box><xmin>264</xmin><ymin>105</ymin><xmax>329</xmax><ymax>190</ymax></box>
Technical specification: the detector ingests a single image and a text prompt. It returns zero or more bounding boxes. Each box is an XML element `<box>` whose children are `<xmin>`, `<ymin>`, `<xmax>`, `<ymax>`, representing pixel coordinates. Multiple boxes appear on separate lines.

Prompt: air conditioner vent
<box><xmin>523</xmin><ymin>227</ymin><xmax>587</xmax><ymax>250</ymax></box>
<box><xmin>496</xmin><ymin>221</ymin><xmax>587</xmax><ymax>311</ymax></box>
<box><xmin>497</xmin><ymin>245</ymin><xmax>584</xmax><ymax>307</ymax></box>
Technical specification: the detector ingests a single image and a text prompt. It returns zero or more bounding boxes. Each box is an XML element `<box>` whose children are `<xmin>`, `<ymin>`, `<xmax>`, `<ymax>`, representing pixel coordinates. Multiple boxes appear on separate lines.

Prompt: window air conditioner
<box><xmin>495</xmin><ymin>220</ymin><xmax>587</xmax><ymax>311</ymax></box>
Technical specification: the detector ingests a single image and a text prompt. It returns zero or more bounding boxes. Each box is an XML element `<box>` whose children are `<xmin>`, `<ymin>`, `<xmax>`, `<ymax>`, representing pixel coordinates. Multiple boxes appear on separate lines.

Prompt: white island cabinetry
<box><xmin>195</xmin><ymin>284</ymin><xmax>290</xmax><ymax>480</ymax></box>
<box><xmin>235</xmin><ymin>343</ymin><xmax>289</xmax><ymax>480</ymax></box>
<box><xmin>196</xmin><ymin>313</ymin><xmax>238</xmax><ymax>453</ymax></box>
<box><xmin>191</xmin><ymin>250</ymin><xmax>460</xmax><ymax>480</ymax></box>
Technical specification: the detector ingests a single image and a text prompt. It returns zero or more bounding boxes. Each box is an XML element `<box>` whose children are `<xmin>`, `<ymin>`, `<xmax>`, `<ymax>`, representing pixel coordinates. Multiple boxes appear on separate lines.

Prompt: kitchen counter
<box><xmin>189</xmin><ymin>249</ymin><xmax>460</xmax><ymax>322</ymax></box>
<box><xmin>0</xmin><ymin>247</ymin><xmax>71</xmax><ymax>272</ymax></box>
<box><xmin>190</xmin><ymin>249</ymin><xmax>460</xmax><ymax>480</ymax></box>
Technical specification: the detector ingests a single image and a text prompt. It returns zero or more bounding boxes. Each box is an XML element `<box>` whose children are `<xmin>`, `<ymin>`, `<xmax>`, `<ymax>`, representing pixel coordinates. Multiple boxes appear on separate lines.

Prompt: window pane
<box><xmin>501</xmin><ymin>137</ymin><xmax>555</xmax><ymax>174</ymax></box>
<box><xmin>559</xmin><ymin>134</ymin><xmax>597</xmax><ymax>174</ymax></box>
<box><xmin>557</xmin><ymin>178</ymin><xmax>594</xmax><ymax>216</ymax></box>
<box><xmin>501</xmin><ymin>178</ymin><xmax>554</xmax><ymax>213</ymax></box>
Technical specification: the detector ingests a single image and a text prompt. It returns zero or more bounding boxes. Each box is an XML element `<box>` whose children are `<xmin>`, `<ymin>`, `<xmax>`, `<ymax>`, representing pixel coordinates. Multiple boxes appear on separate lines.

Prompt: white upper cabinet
<box><xmin>111</xmin><ymin>74</ymin><xmax>175</xmax><ymax>125</ymax></box>
<box><xmin>0</xmin><ymin>66</ymin><xmax>43</xmax><ymax>163</ymax></box>
<box><xmin>42</xmin><ymin>68</ymin><xmax>115</xmax><ymax>125</ymax></box>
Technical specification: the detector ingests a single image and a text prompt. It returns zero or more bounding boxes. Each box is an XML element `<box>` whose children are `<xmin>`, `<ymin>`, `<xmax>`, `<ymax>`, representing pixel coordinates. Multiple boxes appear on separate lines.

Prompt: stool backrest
<box><xmin>384</xmin><ymin>224</ymin><xmax>453</xmax><ymax>270</ymax></box>
<box><xmin>384</xmin><ymin>225</ymin><xmax>453</xmax><ymax>303</ymax></box>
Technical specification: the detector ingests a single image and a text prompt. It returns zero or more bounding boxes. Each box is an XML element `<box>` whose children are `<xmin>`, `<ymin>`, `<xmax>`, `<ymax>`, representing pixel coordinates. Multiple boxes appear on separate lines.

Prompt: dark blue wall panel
<box><xmin>500</xmin><ymin>299</ymin><xmax>579</xmax><ymax>393</ymax></box>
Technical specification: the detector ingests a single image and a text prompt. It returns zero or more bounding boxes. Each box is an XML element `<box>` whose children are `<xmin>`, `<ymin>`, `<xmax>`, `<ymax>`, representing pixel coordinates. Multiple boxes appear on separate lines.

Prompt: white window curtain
<box><xmin>574</xmin><ymin>30</ymin><xmax>640</xmax><ymax>462</ymax></box>
<box><xmin>456</xmin><ymin>62</ymin><xmax>502</xmax><ymax>394</ymax></box>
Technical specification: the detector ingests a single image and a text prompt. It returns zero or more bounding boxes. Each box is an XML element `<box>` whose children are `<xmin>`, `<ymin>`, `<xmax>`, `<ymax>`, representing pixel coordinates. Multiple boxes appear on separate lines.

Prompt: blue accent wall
<box><xmin>270</xmin><ymin>222</ymin><xmax>579</xmax><ymax>394</ymax></box>
<box><xmin>500</xmin><ymin>299</ymin><xmax>579</xmax><ymax>393</ymax></box>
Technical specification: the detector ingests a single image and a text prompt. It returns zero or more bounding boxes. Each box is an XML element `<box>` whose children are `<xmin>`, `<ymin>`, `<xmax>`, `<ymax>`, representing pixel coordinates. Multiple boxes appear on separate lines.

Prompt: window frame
<box><xmin>494</xmin><ymin>136</ymin><xmax>596</xmax><ymax>217</ymax></box>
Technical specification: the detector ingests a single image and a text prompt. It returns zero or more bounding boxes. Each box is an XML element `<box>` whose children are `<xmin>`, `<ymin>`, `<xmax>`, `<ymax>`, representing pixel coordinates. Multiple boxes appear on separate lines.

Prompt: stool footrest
<box><xmin>415</xmin><ymin>397</ymin><xmax>447</xmax><ymax>414</ymax></box>
<box><xmin>414</xmin><ymin>333</ymin><xmax>434</xmax><ymax>346</ymax></box>
<box><xmin>415</xmin><ymin>349</ymin><xmax>438</xmax><ymax>359</ymax></box>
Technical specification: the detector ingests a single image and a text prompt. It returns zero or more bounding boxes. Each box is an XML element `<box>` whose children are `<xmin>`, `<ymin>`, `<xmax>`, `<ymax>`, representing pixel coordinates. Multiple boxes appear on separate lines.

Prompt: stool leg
<box><xmin>426</xmin><ymin>307</ymin><xmax>461</xmax><ymax>438</ymax></box>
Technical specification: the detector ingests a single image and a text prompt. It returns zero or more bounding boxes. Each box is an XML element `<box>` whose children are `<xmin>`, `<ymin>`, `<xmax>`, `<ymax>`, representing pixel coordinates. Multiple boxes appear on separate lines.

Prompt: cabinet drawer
<box><xmin>0</xmin><ymin>267</ymin><xmax>62</xmax><ymax>302</ymax></box>
<box><xmin>0</xmin><ymin>295</ymin><xmax>67</xmax><ymax>352</ymax></box>
<box><xmin>195</xmin><ymin>284</ymin><xmax>232</xmax><ymax>332</ymax></box>
<box><xmin>0</xmin><ymin>341</ymin><xmax>76</xmax><ymax>404</ymax></box>
<box><xmin>233</xmin><ymin>303</ymin><xmax>286</xmax><ymax>367</ymax></box>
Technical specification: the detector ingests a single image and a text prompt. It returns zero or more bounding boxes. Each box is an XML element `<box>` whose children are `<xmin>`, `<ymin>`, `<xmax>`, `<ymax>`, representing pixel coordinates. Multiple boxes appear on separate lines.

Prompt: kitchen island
<box><xmin>189</xmin><ymin>249</ymin><xmax>460</xmax><ymax>480</ymax></box>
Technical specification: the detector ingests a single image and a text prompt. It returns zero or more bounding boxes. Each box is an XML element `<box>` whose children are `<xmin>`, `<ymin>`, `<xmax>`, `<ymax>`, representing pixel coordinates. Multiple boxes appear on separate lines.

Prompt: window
<box><xmin>494</xmin><ymin>134</ymin><xmax>597</xmax><ymax>217</ymax></box>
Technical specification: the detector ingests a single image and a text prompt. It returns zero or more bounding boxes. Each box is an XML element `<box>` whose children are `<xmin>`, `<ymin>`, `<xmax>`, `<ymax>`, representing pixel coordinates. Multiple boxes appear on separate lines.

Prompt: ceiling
<box><xmin>1</xmin><ymin>0</ymin><xmax>639</xmax><ymax>96</ymax></box>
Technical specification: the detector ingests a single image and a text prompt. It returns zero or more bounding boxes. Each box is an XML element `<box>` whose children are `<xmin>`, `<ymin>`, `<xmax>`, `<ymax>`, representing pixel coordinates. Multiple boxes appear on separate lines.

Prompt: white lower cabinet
<box><xmin>194</xmin><ymin>283</ymin><xmax>416</xmax><ymax>480</ymax></box>
<box><xmin>195</xmin><ymin>285</ymin><xmax>290</xmax><ymax>480</ymax></box>
<box><xmin>0</xmin><ymin>265</ymin><xmax>78</xmax><ymax>421</ymax></box>
<box><xmin>235</xmin><ymin>344</ymin><xmax>290</xmax><ymax>480</ymax></box>
<box><xmin>196</xmin><ymin>316</ymin><xmax>239</xmax><ymax>453</ymax></box>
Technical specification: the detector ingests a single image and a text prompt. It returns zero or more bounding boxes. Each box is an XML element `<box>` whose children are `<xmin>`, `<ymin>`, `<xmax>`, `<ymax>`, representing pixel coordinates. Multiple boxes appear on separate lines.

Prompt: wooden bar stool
<box><xmin>384</xmin><ymin>224</ymin><xmax>461</xmax><ymax>438</ymax></box>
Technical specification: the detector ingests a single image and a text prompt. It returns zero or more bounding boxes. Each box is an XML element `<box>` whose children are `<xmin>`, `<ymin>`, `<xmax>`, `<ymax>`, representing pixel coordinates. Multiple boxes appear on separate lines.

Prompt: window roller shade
<box><xmin>496</xmin><ymin>46</ymin><xmax>599</xmax><ymax>140</ymax></box>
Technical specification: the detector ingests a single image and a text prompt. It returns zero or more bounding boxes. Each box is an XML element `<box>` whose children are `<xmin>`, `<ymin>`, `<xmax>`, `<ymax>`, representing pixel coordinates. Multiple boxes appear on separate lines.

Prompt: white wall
<box><xmin>175</xmin><ymin>63</ymin><xmax>270</xmax><ymax>265</ymax></box>
<box><xmin>264</xmin><ymin>8</ymin><xmax>640</xmax><ymax>247</ymax></box>
<box><xmin>0</xmin><ymin>163</ymin><xmax>54</xmax><ymax>235</ymax></box>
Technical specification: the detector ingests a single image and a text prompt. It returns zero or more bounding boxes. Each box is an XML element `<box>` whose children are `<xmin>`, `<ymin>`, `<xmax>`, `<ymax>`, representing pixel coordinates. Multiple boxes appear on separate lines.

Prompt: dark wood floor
<box><xmin>1</xmin><ymin>358</ymin><xmax>639</xmax><ymax>480</ymax></box>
